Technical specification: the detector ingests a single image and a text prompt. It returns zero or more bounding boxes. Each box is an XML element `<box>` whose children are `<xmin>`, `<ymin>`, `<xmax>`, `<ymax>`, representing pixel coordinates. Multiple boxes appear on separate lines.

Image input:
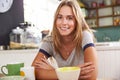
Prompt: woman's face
<box><xmin>56</xmin><ymin>5</ymin><xmax>76</xmax><ymax>36</ymax></box>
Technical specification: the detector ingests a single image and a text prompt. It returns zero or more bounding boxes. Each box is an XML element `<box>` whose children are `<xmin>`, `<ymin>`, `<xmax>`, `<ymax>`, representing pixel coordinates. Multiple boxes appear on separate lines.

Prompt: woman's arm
<box><xmin>82</xmin><ymin>46</ymin><xmax>98</xmax><ymax>80</ymax></box>
<box><xmin>32</xmin><ymin>52</ymin><xmax>58</xmax><ymax>80</ymax></box>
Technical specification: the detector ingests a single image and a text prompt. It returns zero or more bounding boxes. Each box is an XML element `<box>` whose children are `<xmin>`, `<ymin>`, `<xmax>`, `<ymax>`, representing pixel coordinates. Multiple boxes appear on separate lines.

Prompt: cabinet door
<box><xmin>97</xmin><ymin>50</ymin><xmax>120</xmax><ymax>80</ymax></box>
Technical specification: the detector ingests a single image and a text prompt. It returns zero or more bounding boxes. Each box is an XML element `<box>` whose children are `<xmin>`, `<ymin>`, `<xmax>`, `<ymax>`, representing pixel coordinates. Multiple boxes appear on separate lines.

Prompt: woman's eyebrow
<box><xmin>58</xmin><ymin>13</ymin><xmax>74</xmax><ymax>17</ymax></box>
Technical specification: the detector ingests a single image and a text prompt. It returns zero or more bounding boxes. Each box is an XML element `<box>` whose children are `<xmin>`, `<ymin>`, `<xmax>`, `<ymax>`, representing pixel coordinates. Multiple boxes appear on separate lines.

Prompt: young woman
<box><xmin>32</xmin><ymin>0</ymin><xmax>98</xmax><ymax>80</ymax></box>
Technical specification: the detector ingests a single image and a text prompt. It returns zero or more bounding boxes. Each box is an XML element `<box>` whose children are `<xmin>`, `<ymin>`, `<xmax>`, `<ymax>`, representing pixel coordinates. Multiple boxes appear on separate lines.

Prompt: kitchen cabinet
<box><xmin>95</xmin><ymin>42</ymin><xmax>120</xmax><ymax>80</ymax></box>
<box><xmin>0</xmin><ymin>49</ymin><xmax>38</xmax><ymax>69</ymax></box>
<box><xmin>85</xmin><ymin>4</ymin><xmax>120</xmax><ymax>28</ymax></box>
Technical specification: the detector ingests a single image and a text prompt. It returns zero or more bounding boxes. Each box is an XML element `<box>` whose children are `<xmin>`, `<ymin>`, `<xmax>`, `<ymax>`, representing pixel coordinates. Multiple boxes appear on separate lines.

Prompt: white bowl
<box><xmin>0</xmin><ymin>76</ymin><xmax>25</xmax><ymax>80</ymax></box>
<box><xmin>55</xmin><ymin>67</ymin><xmax>80</xmax><ymax>80</ymax></box>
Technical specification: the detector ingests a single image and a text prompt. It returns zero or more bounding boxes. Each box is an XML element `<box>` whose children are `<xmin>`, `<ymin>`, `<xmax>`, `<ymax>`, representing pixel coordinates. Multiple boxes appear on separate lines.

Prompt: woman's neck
<box><xmin>60</xmin><ymin>36</ymin><xmax>75</xmax><ymax>60</ymax></box>
<box><xmin>62</xmin><ymin>35</ymin><xmax>74</xmax><ymax>44</ymax></box>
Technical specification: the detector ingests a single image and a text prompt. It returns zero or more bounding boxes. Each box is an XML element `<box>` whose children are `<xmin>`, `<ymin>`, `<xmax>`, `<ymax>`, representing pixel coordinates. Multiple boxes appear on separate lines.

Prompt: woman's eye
<box><xmin>68</xmin><ymin>17</ymin><xmax>73</xmax><ymax>20</ymax></box>
<box><xmin>67</xmin><ymin>16</ymin><xmax>74</xmax><ymax>20</ymax></box>
<box><xmin>57</xmin><ymin>16</ymin><xmax>62</xmax><ymax>19</ymax></box>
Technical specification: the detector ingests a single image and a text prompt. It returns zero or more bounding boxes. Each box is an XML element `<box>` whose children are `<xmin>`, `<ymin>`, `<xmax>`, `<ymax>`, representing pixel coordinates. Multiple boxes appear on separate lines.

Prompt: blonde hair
<box><xmin>51</xmin><ymin>0</ymin><xmax>92</xmax><ymax>54</ymax></box>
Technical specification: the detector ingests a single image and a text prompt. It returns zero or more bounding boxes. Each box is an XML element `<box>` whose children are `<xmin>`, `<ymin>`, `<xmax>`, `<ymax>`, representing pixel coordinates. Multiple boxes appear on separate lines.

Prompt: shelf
<box><xmin>91</xmin><ymin>25</ymin><xmax>120</xmax><ymax>29</ymax></box>
<box><xmin>87</xmin><ymin>4</ymin><xmax>120</xmax><ymax>9</ymax></box>
<box><xmin>85</xmin><ymin>4</ymin><xmax>120</xmax><ymax>28</ymax></box>
<box><xmin>85</xmin><ymin>17</ymin><xmax>97</xmax><ymax>19</ymax></box>
<box><xmin>86</xmin><ymin>15</ymin><xmax>120</xmax><ymax>19</ymax></box>
<box><xmin>98</xmin><ymin>15</ymin><xmax>113</xmax><ymax>18</ymax></box>
<box><xmin>113</xmin><ymin>15</ymin><xmax>120</xmax><ymax>17</ymax></box>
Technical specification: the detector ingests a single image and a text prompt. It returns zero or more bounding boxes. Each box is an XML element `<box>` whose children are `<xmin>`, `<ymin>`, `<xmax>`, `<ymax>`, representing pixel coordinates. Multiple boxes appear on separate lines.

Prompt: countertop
<box><xmin>0</xmin><ymin>49</ymin><xmax>39</xmax><ymax>53</ymax></box>
<box><xmin>0</xmin><ymin>42</ymin><xmax>120</xmax><ymax>52</ymax></box>
<box><xmin>95</xmin><ymin>42</ymin><xmax>120</xmax><ymax>51</ymax></box>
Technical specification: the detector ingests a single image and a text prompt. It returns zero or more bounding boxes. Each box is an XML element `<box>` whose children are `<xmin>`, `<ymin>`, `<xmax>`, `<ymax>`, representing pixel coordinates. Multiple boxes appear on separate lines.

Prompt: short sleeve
<box><xmin>39</xmin><ymin>37</ymin><xmax>53</xmax><ymax>57</ymax></box>
<box><xmin>82</xmin><ymin>30</ymin><xmax>94</xmax><ymax>51</ymax></box>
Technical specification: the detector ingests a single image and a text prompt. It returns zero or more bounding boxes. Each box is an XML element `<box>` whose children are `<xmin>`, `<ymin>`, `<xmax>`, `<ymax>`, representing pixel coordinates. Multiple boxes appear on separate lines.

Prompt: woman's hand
<box><xmin>78</xmin><ymin>62</ymin><xmax>95</xmax><ymax>79</ymax></box>
<box><xmin>33</xmin><ymin>56</ymin><xmax>54</xmax><ymax>70</ymax></box>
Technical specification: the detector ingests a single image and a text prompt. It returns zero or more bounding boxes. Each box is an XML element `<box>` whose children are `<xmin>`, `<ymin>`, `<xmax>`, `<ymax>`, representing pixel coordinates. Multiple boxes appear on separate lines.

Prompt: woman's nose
<box><xmin>62</xmin><ymin>18</ymin><xmax>67</xmax><ymax>24</ymax></box>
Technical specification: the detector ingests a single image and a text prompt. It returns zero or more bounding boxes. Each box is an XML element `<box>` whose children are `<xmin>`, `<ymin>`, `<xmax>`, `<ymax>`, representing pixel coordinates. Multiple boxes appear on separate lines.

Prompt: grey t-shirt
<box><xmin>39</xmin><ymin>30</ymin><xmax>94</xmax><ymax>67</ymax></box>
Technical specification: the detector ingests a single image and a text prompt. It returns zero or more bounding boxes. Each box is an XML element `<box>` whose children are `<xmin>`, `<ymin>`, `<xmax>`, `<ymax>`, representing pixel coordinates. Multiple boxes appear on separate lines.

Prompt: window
<box><xmin>24</xmin><ymin>0</ymin><xmax>60</xmax><ymax>32</ymax></box>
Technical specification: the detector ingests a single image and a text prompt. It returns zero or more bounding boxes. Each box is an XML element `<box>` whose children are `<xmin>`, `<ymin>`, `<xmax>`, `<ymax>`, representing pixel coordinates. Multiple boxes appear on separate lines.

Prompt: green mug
<box><xmin>1</xmin><ymin>62</ymin><xmax>24</xmax><ymax>76</ymax></box>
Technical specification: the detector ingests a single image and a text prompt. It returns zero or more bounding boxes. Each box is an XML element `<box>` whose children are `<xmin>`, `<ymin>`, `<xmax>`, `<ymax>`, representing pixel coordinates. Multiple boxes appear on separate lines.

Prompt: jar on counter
<box><xmin>23</xmin><ymin>25</ymin><xmax>41</xmax><ymax>49</ymax></box>
<box><xmin>9</xmin><ymin>27</ymin><xmax>24</xmax><ymax>49</ymax></box>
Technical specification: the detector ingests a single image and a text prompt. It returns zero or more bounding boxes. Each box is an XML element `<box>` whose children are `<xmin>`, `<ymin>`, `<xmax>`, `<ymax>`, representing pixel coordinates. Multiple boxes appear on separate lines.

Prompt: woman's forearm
<box><xmin>35</xmin><ymin>68</ymin><xmax>58</xmax><ymax>80</ymax></box>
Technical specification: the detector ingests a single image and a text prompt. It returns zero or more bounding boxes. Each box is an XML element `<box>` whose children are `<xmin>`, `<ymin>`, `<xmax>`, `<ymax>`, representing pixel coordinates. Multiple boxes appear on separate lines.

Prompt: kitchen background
<box><xmin>1</xmin><ymin>0</ymin><xmax>120</xmax><ymax>79</ymax></box>
<box><xmin>0</xmin><ymin>0</ymin><xmax>120</xmax><ymax>48</ymax></box>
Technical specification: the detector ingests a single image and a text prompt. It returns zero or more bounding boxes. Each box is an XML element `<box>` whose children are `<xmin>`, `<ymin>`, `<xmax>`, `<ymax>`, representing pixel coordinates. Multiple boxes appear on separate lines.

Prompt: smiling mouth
<box><xmin>60</xmin><ymin>27</ymin><xmax>69</xmax><ymax>31</ymax></box>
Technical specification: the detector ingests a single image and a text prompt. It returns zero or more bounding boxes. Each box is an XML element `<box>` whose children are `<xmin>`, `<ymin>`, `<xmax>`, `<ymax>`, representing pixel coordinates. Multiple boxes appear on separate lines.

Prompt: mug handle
<box><xmin>1</xmin><ymin>66</ymin><xmax>8</xmax><ymax>75</ymax></box>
